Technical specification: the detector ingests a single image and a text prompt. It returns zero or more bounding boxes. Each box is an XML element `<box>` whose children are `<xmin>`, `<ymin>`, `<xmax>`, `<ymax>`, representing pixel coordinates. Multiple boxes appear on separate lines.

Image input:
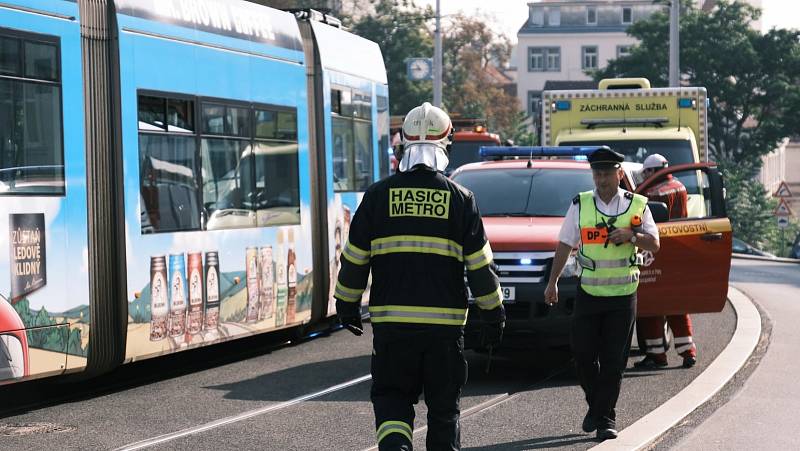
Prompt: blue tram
<box><xmin>0</xmin><ymin>0</ymin><xmax>388</xmax><ymax>384</ymax></box>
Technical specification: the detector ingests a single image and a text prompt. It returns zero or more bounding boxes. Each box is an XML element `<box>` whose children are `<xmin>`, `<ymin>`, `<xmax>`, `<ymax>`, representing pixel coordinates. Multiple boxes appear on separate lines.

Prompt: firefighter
<box><xmin>634</xmin><ymin>154</ymin><xmax>697</xmax><ymax>369</ymax></box>
<box><xmin>544</xmin><ymin>147</ymin><xmax>660</xmax><ymax>440</ymax></box>
<box><xmin>335</xmin><ymin>102</ymin><xmax>505</xmax><ymax>451</ymax></box>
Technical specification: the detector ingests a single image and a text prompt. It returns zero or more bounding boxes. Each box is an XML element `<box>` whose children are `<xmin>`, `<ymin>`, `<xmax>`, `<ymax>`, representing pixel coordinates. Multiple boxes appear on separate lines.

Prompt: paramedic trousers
<box><xmin>571</xmin><ymin>285</ymin><xmax>636</xmax><ymax>430</ymax></box>
<box><xmin>371</xmin><ymin>324</ymin><xmax>467</xmax><ymax>451</ymax></box>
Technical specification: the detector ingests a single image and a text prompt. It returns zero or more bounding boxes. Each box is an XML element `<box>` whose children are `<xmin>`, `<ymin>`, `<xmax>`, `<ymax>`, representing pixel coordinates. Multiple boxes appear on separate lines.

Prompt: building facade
<box><xmin>759</xmin><ymin>138</ymin><xmax>800</xmax><ymax>219</ymax></box>
<box><xmin>515</xmin><ymin>0</ymin><xmax>663</xmax><ymax>118</ymax></box>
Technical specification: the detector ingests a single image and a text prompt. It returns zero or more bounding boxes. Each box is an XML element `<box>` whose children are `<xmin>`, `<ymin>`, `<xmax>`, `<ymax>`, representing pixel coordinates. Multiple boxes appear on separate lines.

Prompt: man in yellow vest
<box><xmin>544</xmin><ymin>147</ymin><xmax>660</xmax><ymax>441</ymax></box>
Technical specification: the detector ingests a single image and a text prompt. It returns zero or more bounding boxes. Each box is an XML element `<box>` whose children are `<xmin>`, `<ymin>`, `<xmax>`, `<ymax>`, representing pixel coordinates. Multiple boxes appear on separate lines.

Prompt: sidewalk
<box><xmin>675</xmin><ymin>275</ymin><xmax>800</xmax><ymax>449</ymax></box>
<box><xmin>591</xmin><ymin>285</ymin><xmax>761</xmax><ymax>451</ymax></box>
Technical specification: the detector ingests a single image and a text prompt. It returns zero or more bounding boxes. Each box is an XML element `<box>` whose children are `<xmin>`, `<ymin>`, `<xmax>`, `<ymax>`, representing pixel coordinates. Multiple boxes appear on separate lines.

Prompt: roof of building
<box><xmin>518</xmin><ymin>24</ymin><xmax>629</xmax><ymax>34</ymax></box>
<box><xmin>543</xmin><ymin>80</ymin><xmax>598</xmax><ymax>90</ymax></box>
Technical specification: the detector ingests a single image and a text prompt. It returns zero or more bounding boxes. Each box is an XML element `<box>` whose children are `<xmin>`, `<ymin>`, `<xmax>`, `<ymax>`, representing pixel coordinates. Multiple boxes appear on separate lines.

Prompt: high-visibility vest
<box><xmin>577</xmin><ymin>190</ymin><xmax>647</xmax><ymax>297</ymax></box>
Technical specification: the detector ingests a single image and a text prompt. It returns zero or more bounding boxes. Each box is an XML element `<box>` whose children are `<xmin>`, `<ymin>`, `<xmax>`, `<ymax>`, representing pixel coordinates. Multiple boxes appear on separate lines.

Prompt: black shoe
<box><xmin>683</xmin><ymin>355</ymin><xmax>697</xmax><ymax>368</ymax></box>
<box><xmin>582</xmin><ymin>411</ymin><xmax>597</xmax><ymax>433</ymax></box>
<box><xmin>634</xmin><ymin>355</ymin><xmax>668</xmax><ymax>369</ymax></box>
<box><xmin>596</xmin><ymin>428</ymin><xmax>618</xmax><ymax>440</ymax></box>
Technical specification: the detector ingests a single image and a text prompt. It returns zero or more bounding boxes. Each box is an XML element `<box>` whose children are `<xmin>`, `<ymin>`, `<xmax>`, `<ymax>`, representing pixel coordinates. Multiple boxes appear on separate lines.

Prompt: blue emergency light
<box><xmin>678</xmin><ymin>98</ymin><xmax>696</xmax><ymax>109</ymax></box>
<box><xmin>478</xmin><ymin>145</ymin><xmax>609</xmax><ymax>159</ymax></box>
<box><xmin>554</xmin><ymin>100</ymin><xmax>572</xmax><ymax>111</ymax></box>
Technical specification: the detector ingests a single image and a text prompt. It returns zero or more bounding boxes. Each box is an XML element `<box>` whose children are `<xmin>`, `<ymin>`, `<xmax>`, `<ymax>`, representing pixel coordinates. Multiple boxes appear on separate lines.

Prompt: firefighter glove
<box><xmin>336</xmin><ymin>299</ymin><xmax>364</xmax><ymax>336</ymax></box>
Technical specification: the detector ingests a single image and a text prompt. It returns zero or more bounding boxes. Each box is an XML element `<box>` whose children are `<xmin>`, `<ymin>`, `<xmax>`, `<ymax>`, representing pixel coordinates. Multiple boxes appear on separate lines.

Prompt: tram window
<box><xmin>353</xmin><ymin>90</ymin><xmax>371</xmax><ymax>120</ymax></box>
<box><xmin>167</xmin><ymin>99</ymin><xmax>193</xmax><ymax>132</ymax></box>
<box><xmin>138</xmin><ymin>134</ymin><xmax>201</xmax><ymax>233</ymax></box>
<box><xmin>353</xmin><ymin>121</ymin><xmax>373</xmax><ymax>190</ymax></box>
<box><xmin>138</xmin><ymin>95</ymin><xmax>166</xmax><ymax>131</ymax></box>
<box><xmin>276</xmin><ymin>111</ymin><xmax>297</xmax><ymax>141</ymax></box>
<box><xmin>377</xmin><ymin>95</ymin><xmax>389</xmax><ymax>179</ymax></box>
<box><xmin>255</xmin><ymin>109</ymin><xmax>277</xmax><ymax>139</ymax></box>
<box><xmin>227</xmin><ymin>106</ymin><xmax>250</xmax><ymax>138</ymax></box>
<box><xmin>331</xmin><ymin>86</ymin><xmax>374</xmax><ymax>192</ymax></box>
<box><xmin>138</xmin><ymin>92</ymin><xmax>300</xmax><ymax>231</ymax></box>
<box><xmin>252</xmin><ymin>141</ymin><xmax>300</xmax><ymax>226</ymax></box>
<box><xmin>331</xmin><ymin>89</ymin><xmax>342</xmax><ymax>115</ymax></box>
<box><xmin>0</xmin><ymin>31</ymin><xmax>64</xmax><ymax>196</ymax></box>
<box><xmin>332</xmin><ymin>116</ymin><xmax>354</xmax><ymax>191</ymax></box>
<box><xmin>0</xmin><ymin>37</ymin><xmax>19</xmax><ymax>75</ymax></box>
<box><xmin>24</xmin><ymin>41</ymin><xmax>57</xmax><ymax>81</ymax></box>
<box><xmin>202</xmin><ymin>104</ymin><xmax>226</xmax><ymax>135</ymax></box>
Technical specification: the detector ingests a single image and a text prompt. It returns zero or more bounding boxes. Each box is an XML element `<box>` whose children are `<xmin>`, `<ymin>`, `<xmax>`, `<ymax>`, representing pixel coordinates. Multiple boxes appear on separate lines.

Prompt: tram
<box><xmin>0</xmin><ymin>0</ymin><xmax>389</xmax><ymax>384</ymax></box>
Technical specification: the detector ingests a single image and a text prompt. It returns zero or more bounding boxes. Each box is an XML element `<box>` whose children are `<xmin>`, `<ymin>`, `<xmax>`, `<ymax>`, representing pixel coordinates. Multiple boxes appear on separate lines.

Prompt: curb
<box><xmin>732</xmin><ymin>254</ymin><xmax>800</xmax><ymax>264</ymax></box>
<box><xmin>590</xmin><ymin>286</ymin><xmax>761</xmax><ymax>450</ymax></box>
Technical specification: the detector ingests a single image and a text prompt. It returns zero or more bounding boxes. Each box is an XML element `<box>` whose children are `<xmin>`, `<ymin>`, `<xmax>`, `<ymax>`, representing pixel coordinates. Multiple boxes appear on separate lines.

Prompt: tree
<box><xmin>596</xmin><ymin>0</ymin><xmax>800</xmax><ymax>244</ymax></box>
<box><xmin>441</xmin><ymin>14</ymin><xmax>519</xmax><ymax>139</ymax></box>
<box><xmin>348</xmin><ymin>0</ymin><xmax>434</xmax><ymax>115</ymax></box>
<box><xmin>596</xmin><ymin>0</ymin><xmax>800</xmax><ymax>168</ymax></box>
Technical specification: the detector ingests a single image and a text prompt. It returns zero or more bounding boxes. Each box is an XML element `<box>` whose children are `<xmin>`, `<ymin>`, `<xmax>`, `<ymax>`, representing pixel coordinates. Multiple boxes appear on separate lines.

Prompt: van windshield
<box><xmin>453</xmin><ymin>168</ymin><xmax>594</xmax><ymax>217</ymax></box>
<box><xmin>559</xmin><ymin>139</ymin><xmax>695</xmax><ymax>165</ymax></box>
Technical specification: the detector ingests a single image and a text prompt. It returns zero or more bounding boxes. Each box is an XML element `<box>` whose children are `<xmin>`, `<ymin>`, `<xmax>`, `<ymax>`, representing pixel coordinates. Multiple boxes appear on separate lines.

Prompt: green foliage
<box><xmin>598</xmin><ymin>1</ymin><xmax>800</xmax><ymax>247</ymax></box>
<box><xmin>11</xmin><ymin>299</ymin><xmax>87</xmax><ymax>357</ymax></box>
<box><xmin>346</xmin><ymin>1</ymin><xmax>519</xmax><ymax>137</ymax></box>
<box><xmin>348</xmin><ymin>0</ymin><xmax>434</xmax><ymax>115</ymax></box>
<box><xmin>505</xmin><ymin>111</ymin><xmax>537</xmax><ymax>146</ymax></box>
<box><xmin>597</xmin><ymin>0</ymin><xmax>800</xmax><ymax>167</ymax></box>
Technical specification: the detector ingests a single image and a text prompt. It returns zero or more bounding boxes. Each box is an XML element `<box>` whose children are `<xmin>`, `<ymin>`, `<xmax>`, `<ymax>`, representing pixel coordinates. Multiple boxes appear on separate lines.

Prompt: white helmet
<box><xmin>643</xmin><ymin>153</ymin><xmax>668</xmax><ymax>170</ymax></box>
<box><xmin>402</xmin><ymin>102</ymin><xmax>453</xmax><ymax>152</ymax></box>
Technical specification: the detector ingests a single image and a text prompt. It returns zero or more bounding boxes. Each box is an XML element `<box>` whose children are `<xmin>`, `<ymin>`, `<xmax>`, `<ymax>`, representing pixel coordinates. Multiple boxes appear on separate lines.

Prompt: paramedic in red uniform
<box><xmin>634</xmin><ymin>154</ymin><xmax>697</xmax><ymax>369</ymax></box>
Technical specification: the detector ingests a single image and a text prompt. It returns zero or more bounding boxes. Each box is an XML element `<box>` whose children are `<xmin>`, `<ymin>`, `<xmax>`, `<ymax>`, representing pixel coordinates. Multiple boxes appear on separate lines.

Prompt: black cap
<box><xmin>588</xmin><ymin>146</ymin><xmax>624</xmax><ymax>169</ymax></box>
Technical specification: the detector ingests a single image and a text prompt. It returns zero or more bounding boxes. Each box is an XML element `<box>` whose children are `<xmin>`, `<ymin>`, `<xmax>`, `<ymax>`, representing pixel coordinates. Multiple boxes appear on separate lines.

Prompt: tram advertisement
<box><xmin>9</xmin><ymin>213</ymin><xmax>47</xmax><ymax>302</ymax></box>
<box><xmin>124</xmin><ymin>224</ymin><xmax>315</xmax><ymax>361</ymax></box>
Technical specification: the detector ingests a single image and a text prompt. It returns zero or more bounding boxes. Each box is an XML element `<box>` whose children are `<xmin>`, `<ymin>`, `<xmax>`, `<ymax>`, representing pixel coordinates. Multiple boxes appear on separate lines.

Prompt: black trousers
<box><xmin>571</xmin><ymin>285</ymin><xmax>636</xmax><ymax>429</ymax></box>
<box><xmin>371</xmin><ymin>324</ymin><xmax>467</xmax><ymax>451</ymax></box>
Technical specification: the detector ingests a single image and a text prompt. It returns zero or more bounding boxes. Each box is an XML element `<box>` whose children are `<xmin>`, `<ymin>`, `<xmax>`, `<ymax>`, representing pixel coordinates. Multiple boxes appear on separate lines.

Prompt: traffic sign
<box><xmin>774</xmin><ymin>198</ymin><xmax>793</xmax><ymax>217</ymax></box>
<box><xmin>773</xmin><ymin>181</ymin><xmax>793</xmax><ymax>198</ymax></box>
<box><xmin>777</xmin><ymin>216</ymin><xmax>790</xmax><ymax>228</ymax></box>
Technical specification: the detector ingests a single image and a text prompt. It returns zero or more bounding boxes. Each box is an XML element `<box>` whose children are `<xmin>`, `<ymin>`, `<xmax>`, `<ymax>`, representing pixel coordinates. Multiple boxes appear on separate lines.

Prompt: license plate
<box><xmin>469</xmin><ymin>286</ymin><xmax>515</xmax><ymax>304</ymax></box>
<box><xmin>502</xmin><ymin>287</ymin><xmax>515</xmax><ymax>303</ymax></box>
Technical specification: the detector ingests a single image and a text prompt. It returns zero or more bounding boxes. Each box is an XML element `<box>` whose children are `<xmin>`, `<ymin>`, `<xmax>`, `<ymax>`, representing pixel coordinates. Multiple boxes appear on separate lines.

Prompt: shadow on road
<box><xmin>464</xmin><ymin>433</ymin><xmax>598</xmax><ymax>450</ymax></box>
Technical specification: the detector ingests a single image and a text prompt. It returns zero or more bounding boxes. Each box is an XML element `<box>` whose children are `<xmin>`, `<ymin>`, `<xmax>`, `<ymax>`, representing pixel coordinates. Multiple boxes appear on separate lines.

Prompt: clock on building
<box><xmin>406</xmin><ymin>58</ymin><xmax>433</xmax><ymax>81</ymax></box>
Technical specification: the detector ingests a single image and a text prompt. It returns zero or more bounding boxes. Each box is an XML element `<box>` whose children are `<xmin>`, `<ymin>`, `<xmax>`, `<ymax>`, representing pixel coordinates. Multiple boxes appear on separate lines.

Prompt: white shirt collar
<box><xmin>592</xmin><ymin>188</ymin><xmax>630</xmax><ymax>214</ymax></box>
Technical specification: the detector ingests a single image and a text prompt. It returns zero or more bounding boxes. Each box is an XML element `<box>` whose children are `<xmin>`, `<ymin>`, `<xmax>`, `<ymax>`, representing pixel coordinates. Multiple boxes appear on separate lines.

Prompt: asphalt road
<box><xmin>0</xmin><ymin>291</ymin><xmax>736</xmax><ymax>451</ymax></box>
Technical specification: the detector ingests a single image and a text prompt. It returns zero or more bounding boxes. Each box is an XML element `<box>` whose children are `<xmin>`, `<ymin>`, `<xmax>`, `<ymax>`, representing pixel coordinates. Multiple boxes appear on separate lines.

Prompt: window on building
<box><xmin>617</xmin><ymin>45</ymin><xmax>632</xmax><ymax>58</ymax></box>
<box><xmin>582</xmin><ymin>46</ymin><xmax>598</xmax><ymax>70</ymax></box>
<box><xmin>545</xmin><ymin>47</ymin><xmax>561</xmax><ymax>71</ymax></box>
<box><xmin>547</xmin><ymin>7</ymin><xmax>560</xmax><ymax>26</ymax></box>
<box><xmin>528</xmin><ymin>91</ymin><xmax>542</xmax><ymax>117</ymax></box>
<box><xmin>332</xmin><ymin>86</ymin><xmax>373</xmax><ymax>192</ymax></box>
<box><xmin>531</xmin><ymin>8</ymin><xmax>544</xmax><ymax>26</ymax></box>
<box><xmin>0</xmin><ymin>30</ymin><xmax>64</xmax><ymax>196</ymax></box>
<box><xmin>622</xmin><ymin>7</ymin><xmax>633</xmax><ymax>24</ymax></box>
<box><xmin>528</xmin><ymin>47</ymin><xmax>560</xmax><ymax>72</ymax></box>
<box><xmin>137</xmin><ymin>93</ymin><xmax>300</xmax><ymax>233</ymax></box>
<box><xmin>587</xmin><ymin>6</ymin><xmax>597</xmax><ymax>25</ymax></box>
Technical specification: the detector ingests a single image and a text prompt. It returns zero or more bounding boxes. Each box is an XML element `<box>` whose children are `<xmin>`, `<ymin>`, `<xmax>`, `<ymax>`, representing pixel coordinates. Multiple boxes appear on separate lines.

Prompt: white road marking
<box><xmin>115</xmin><ymin>374</ymin><xmax>372</xmax><ymax>450</ymax></box>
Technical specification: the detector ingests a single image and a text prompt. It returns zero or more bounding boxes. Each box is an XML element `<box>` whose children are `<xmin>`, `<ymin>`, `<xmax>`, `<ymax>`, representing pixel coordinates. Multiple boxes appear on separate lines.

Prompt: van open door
<box><xmin>635</xmin><ymin>163</ymin><xmax>732</xmax><ymax>316</ymax></box>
